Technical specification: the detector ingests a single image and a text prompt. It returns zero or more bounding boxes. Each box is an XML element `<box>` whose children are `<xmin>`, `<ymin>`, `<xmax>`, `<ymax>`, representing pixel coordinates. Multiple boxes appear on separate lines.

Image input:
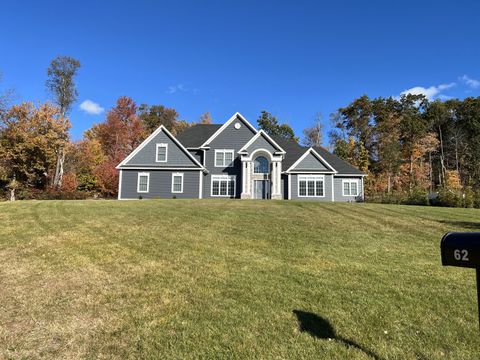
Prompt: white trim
<box><xmin>211</xmin><ymin>175</ymin><xmax>236</xmax><ymax>197</ymax></box>
<box><xmin>335</xmin><ymin>174</ymin><xmax>367</xmax><ymax>177</ymax></box>
<box><xmin>116</xmin><ymin>125</ymin><xmax>205</xmax><ymax>170</ymax></box>
<box><xmin>361</xmin><ymin>176</ymin><xmax>364</xmax><ymax>201</ymax></box>
<box><xmin>155</xmin><ymin>143</ymin><xmax>168</xmax><ymax>162</ymax></box>
<box><xmin>331</xmin><ymin>174</ymin><xmax>334</xmax><ymax>202</ymax></box>
<box><xmin>342</xmin><ymin>179</ymin><xmax>360</xmax><ymax>196</ymax></box>
<box><xmin>297</xmin><ymin>174</ymin><xmax>325</xmax><ymax>198</ymax></box>
<box><xmin>242</xmin><ymin>148</ymin><xmax>282</xmax><ymax>162</ymax></box>
<box><xmin>171</xmin><ymin>172</ymin><xmax>184</xmax><ymax>193</ymax></box>
<box><xmin>214</xmin><ymin>149</ymin><xmax>235</xmax><ymax>167</ymax></box>
<box><xmin>199</xmin><ymin>171</ymin><xmax>203</xmax><ymax>199</ymax></box>
<box><xmin>200</xmin><ymin>112</ymin><xmax>258</xmax><ymax>147</ymax></box>
<box><xmin>286</xmin><ymin>147</ymin><xmax>337</xmax><ymax>173</ymax></box>
<box><xmin>118</xmin><ymin>170</ymin><xmax>123</xmax><ymax>200</ymax></box>
<box><xmin>288</xmin><ymin>173</ymin><xmax>291</xmax><ymax>200</ymax></box>
<box><xmin>237</xmin><ymin>130</ymin><xmax>286</xmax><ymax>154</ymax></box>
<box><xmin>137</xmin><ymin>172</ymin><xmax>150</xmax><ymax>193</ymax></box>
<box><xmin>117</xmin><ymin>167</ymin><xmax>203</xmax><ymax>171</ymax></box>
<box><xmin>187</xmin><ymin>147</ymin><xmax>210</xmax><ymax>150</ymax></box>
<box><xmin>283</xmin><ymin>170</ymin><xmax>336</xmax><ymax>174</ymax></box>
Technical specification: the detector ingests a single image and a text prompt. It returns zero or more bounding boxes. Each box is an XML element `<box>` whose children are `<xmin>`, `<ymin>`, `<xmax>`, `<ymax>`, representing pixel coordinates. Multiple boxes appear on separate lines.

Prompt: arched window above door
<box><xmin>254</xmin><ymin>156</ymin><xmax>269</xmax><ymax>174</ymax></box>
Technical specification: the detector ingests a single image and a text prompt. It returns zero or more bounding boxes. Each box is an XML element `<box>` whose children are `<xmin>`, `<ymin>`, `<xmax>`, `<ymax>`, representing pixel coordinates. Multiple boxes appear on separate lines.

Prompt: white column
<box><xmin>272</xmin><ymin>161</ymin><xmax>282</xmax><ymax>199</ymax></box>
<box><xmin>277</xmin><ymin>161</ymin><xmax>282</xmax><ymax>197</ymax></box>
<box><xmin>241</xmin><ymin>160</ymin><xmax>251</xmax><ymax>199</ymax></box>
<box><xmin>271</xmin><ymin>162</ymin><xmax>276</xmax><ymax>196</ymax></box>
<box><xmin>247</xmin><ymin>162</ymin><xmax>252</xmax><ymax>196</ymax></box>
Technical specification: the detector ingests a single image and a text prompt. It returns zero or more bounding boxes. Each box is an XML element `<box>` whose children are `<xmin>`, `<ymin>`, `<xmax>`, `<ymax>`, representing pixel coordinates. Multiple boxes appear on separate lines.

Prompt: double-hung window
<box><xmin>137</xmin><ymin>172</ymin><xmax>150</xmax><ymax>193</ymax></box>
<box><xmin>215</xmin><ymin>150</ymin><xmax>234</xmax><ymax>167</ymax></box>
<box><xmin>298</xmin><ymin>175</ymin><xmax>324</xmax><ymax>197</ymax></box>
<box><xmin>171</xmin><ymin>173</ymin><xmax>184</xmax><ymax>193</ymax></box>
<box><xmin>156</xmin><ymin>143</ymin><xmax>168</xmax><ymax>162</ymax></box>
<box><xmin>211</xmin><ymin>175</ymin><xmax>235</xmax><ymax>197</ymax></box>
<box><xmin>343</xmin><ymin>179</ymin><xmax>359</xmax><ymax>196</ymax></box>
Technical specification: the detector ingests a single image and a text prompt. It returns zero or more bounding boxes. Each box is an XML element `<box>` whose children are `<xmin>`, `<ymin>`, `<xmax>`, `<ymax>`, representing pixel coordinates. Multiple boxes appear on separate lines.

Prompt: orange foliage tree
<box><xmin>84</xmin><ymin>96</ymin><xmax>145</xmax><ymax>196</ymax></box>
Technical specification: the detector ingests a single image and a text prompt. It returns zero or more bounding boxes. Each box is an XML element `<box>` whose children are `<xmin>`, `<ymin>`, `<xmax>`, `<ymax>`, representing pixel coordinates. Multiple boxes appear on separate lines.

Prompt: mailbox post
<box><xmin>441</xmin><ymin>232</ymin><xmax>480</xmax><ymax>328</ymax></box>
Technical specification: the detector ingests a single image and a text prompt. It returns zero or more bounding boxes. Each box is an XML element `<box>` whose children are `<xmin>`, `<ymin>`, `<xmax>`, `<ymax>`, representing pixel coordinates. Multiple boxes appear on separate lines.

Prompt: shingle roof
<box><xmin>176</xmin><ymin>125</ymin><xmax>364</xmax><ymax>175</ymax></box>
<box><xmin>270</xmin><ymin>135</ymin><xmax>365</xmax><ymax>175</ymax></box>
<box><xmin>313</xmin><ymin>146</ymin><xmax>365</xmax><ymax>175</ymax></box>
<box><xmin>176</xmin><ymin>124</ymin><xmax>222</xmax><ymax>148</ymax></box>
<box><xmin>269</xmin><ymin>135</ymin><xmax>306</xmax><ymax>169</ymax></box>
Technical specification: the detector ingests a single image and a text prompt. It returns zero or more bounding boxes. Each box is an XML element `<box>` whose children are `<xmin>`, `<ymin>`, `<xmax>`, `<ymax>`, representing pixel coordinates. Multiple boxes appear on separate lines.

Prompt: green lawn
<box><xmin>1</xmin><ymin>200</ymin><xmax>480</xmax><ymax>359</ymax></box>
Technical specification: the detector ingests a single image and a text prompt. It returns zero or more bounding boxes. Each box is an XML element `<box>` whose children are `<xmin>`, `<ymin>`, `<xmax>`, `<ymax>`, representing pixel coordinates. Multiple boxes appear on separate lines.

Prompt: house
<box><xmin>116</xmin><ymin>112</ymin><xmax>366</xmax><ymax>201</ymax></box>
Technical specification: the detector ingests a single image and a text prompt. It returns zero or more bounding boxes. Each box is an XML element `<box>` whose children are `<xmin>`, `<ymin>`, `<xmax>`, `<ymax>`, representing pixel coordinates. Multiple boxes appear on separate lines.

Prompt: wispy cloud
<box><xmin>400</xmin><ymin>82</ymin><xmax>456</xmax><ymax>100</ymax></box>
<box><xmin>459</xmin><ymin>74</ymin><xmax>480</xmax><ymax>89</ymax></box>
<box><xmin>79</xmin><ymin>100</ymin><xmax>104</xmax><ymax>115</ymax></box>
<box><xmin>166</xmin><ymin>84</ymin><xmax>187</xmax><ymax>94</ymax></box>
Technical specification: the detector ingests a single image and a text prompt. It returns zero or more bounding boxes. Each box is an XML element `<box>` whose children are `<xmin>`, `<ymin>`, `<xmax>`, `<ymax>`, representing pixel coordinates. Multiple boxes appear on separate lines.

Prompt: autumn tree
<box><xmin>257</xmin><ymin>110</ymin><xmax>297</xmax><ymax>141</ymax></box>
<box><xmin>397</xmin><ymin>94</ymin><xmax>430</xmax><ymax>191</ymax></box>
<box><xmin>372</xmin><ymin>97</ymin><xmax>402</xmax><ymax>193</ymax></box>
<box><xmin>0</xmin><ymin>102</ymin><xmax>70</xmax><ymax>199</ymax></box>
<box><xmin>65</xmin><ymin>139</ymin><xmax>106</xmax><ymax>192</ymax></box>
<box><xmin>335</xmin><ymin>95</ymin><xmax>375</xmax><ymax>156</ymax></box>
<box><xmin>198</xmin><ymin>112</ymin><xmax>213</xmax><ymax>124</ymax></box>
<box><xmin>138</xmin><ymin>104</ymin><xmax>182</xmax><ymax>135</ymax></box>
<box><xmin>85</xmin><ymin>96</ymin><xmax>145</xmax><ymax>196</ymax></box>
<box><xmin>45</xmin><ymin>56</ymin><xmax>81</xmax><ymax>188</ymax></box>
<box><xmin>302</xmin><ymin>112</ymin><xmax>323</xmax><ymax>147</ymax></box>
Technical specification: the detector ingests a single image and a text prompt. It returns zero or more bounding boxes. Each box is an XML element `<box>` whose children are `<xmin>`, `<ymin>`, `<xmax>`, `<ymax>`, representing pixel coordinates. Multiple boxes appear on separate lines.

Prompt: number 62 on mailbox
<box><xmin>441</xmin><ymin>232</ymin><xmax>480</xmax><ymax>268</ymax></box>
<box><xmin>441</xmin><ymin>232</ymin><xmax>480</xmax><ymax>330</ymax></box>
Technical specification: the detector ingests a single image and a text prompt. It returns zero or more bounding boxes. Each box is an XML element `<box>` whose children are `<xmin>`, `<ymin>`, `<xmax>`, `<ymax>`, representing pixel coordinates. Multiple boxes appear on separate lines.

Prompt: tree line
<box><xmin>1</xmin><ymin>55</ymin><xmax>479</xmax><ymax>206</ymax></box>
<box><xmin>329</xmin><ymin>94</ymin><xmax>480</xmax><ymax>206</ymax></box>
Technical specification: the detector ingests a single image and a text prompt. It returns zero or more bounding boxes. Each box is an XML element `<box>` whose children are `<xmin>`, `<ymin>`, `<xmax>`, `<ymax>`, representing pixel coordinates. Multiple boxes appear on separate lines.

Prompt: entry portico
<box><xmin>238</xmin><ymin>130</ymin><xmax>285</xmax><ymax>199</ymax></box>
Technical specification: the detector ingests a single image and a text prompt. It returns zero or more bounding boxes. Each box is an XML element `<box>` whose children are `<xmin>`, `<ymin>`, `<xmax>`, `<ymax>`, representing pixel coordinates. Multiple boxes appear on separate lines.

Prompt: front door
<box><xmin>253</xmin><ymin>180</ymin><xmax>269</xmax><ymax>199</ymax></box>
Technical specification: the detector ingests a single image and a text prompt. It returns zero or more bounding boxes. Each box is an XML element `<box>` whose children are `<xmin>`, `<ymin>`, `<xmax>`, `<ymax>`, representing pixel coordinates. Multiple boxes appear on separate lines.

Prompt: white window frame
<box><xmin>214</xmin><ymin>149</ymin><xmax>235</xmax><ymax>167</ymax></box>
<box><xmin>156</xmin><ymin>143</ymin><xmax>168</xmax><ymax>163</ymax></box>
<box><xmin>211</xmin><ymin>175</ymin><xmax>236</xmax><ymax>197</ymax></box>
<box><xmin>298</xmin><ymin>175</ymin><xmax>325</xmax><ymax>198</ymax></box>
<box><xmin>171</xmin><ymin>172</ymin><xmax>184</xmax><ymax>193</ymax></box>
<box><xmin>342</xmin><ymin>179</ymin><xmax>359</xmax><ymax>196</ymax></box>
<box><xmin>137</xmin><ymin>172</ymin><xmax>150</xmax><ymax>193</ymax></box>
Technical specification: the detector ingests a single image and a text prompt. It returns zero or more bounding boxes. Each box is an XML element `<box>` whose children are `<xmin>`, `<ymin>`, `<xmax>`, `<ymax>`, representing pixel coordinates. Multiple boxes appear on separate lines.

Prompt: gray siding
<box><xmin>289</xmin><ymin>174</ymin><xmax>334</xmax><ymax>201</ymax></box>
<box><xmin>189</xmin><ymin>150</ymin><xmax>203</xmax><ymax>165</ymax></box>
<box><xmin>203</xmin><ymin>116</ymin><xmax>257</xmax><ymax>198</ymax></box>
<box><xmin>291</xmin><ymin>152</ymin><xmax>328</xmax><ymax>171</ymax></box>
<box><xmin>120</xmin><ymin>169</ymin><xmax>200</xmax><ymax>199</ymax></box>
<box><xmin>333</xmin><ymin>176</ymin><xmax>364</xmax><ymax>202</ymax></box>
<box><xmin>245</xmin><ymin>135</ymin><xmax>278</xmax><ymax>154</ymax></box>
<box><xmin>125</xmin><ymin>130</ymin><xmax>199</xmax><ymax>167</ymax></box>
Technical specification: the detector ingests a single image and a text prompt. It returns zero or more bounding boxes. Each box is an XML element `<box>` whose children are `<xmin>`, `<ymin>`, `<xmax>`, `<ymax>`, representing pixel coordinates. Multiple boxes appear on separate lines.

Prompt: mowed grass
<box><xmin>1</xmin><ymin>200</ymin><xmax>480</xmax><ymax>359</ymax></box>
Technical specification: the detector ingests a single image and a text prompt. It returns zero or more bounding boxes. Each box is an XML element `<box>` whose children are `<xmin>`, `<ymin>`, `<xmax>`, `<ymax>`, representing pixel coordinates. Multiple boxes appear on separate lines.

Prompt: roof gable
<box><xmin>291</xmin><ymin>151</ymin><xmax>328</xmax><ymax>171</ymax></box>
<box><xmin>286</xmin><ymin>148</ymin><xmax>336</xmax><ymax>173</ymax></box>
<box><xmin>238</xmin><ymin>130</ymin><xmax>285</xmax><ymax>155</ymax></box>
<box><xmin>270</xmin><ymin>135</ymin><xmax>366</xmax><ymax>175</ymax></box>
<box><xmin>200</xmin><ymin>112</ymin><xmax>257</xmax><ymax>147</ymax></box>
<box><xmin>116</xmin><ymin>125</ymin><xmax>204</xmax><ymax>169</ymax></box>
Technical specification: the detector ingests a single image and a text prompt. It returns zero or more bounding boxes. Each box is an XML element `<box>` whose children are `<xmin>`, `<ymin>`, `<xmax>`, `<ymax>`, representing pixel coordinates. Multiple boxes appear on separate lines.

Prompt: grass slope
<box><xmin>0</xmin><ymin>200</ymin><xmax>480</xmax><ymax>359</ymax></box>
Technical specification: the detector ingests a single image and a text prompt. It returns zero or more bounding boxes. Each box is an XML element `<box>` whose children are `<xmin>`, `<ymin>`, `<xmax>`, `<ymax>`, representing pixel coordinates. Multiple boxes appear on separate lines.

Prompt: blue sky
<box><xmin>1</xmin><ymin>0</ymin><xmax>479</xmax><ymax>142</ymax></box>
